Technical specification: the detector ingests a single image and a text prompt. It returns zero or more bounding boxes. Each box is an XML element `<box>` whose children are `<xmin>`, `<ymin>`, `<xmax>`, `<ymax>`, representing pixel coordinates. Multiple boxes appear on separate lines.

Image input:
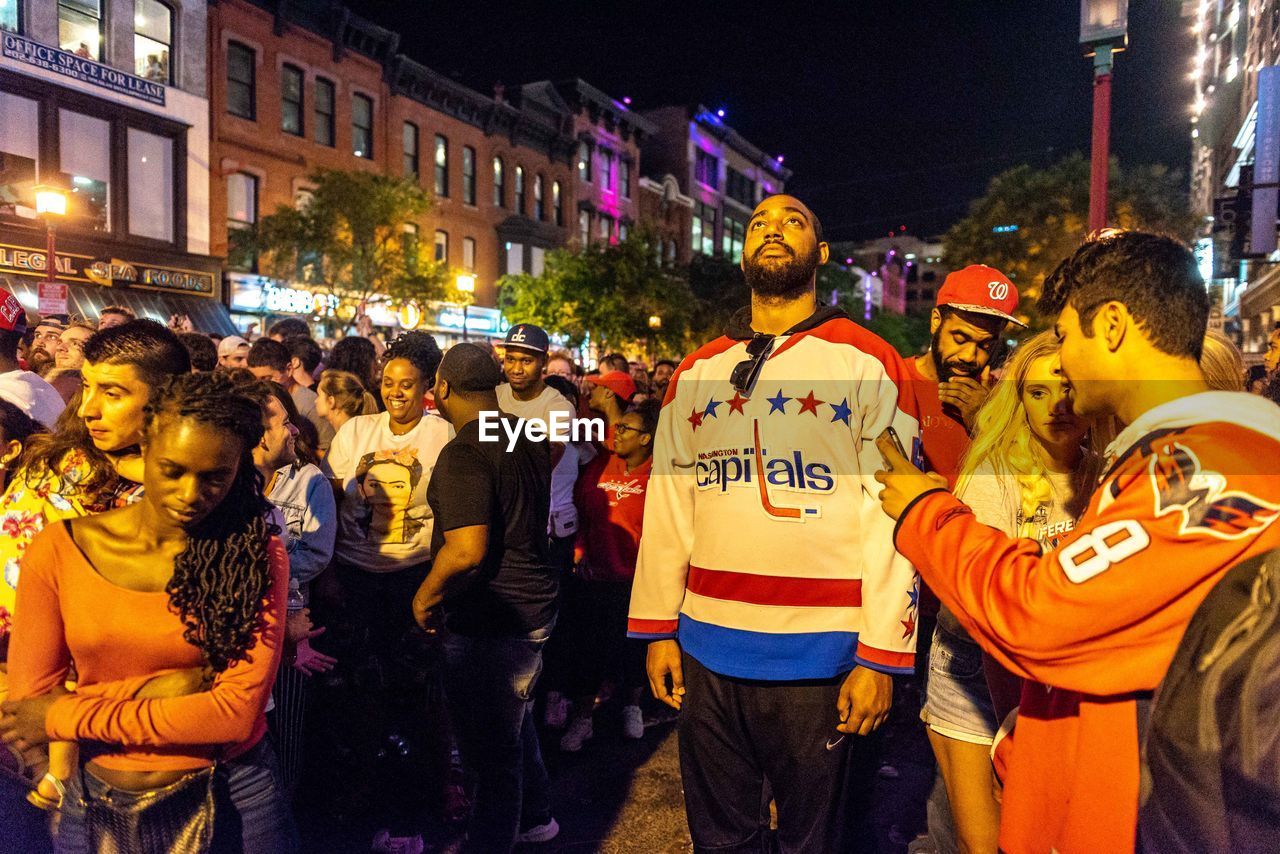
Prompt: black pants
<box><xmin>678</xmin><ymin>654</ymin><xmax>877</xmax><ymax>854</ymax></box>
<box><xmin>559</xmin><ymin>576</ymin><xmax>646</xmax><ymax>698</ymax></box>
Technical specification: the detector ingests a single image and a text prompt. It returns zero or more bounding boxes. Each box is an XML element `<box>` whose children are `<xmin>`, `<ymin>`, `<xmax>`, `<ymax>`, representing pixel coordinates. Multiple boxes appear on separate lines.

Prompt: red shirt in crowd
<box><xmin>903</xmin><ymin>356</ymin><xmax>969</xmax><ymax>488</ymax></box>
<box><xmin>574</xmin><ymin>453</ymin><xmax>651</xmax><ymax>582</ymax></box>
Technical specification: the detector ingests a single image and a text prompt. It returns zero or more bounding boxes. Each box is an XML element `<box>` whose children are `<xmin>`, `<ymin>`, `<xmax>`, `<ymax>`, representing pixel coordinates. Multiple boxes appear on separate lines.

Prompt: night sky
<box><xmin>356</xmin><ymin>0</ymin><xmax>1193</xmax><ymax>241</ymax></box>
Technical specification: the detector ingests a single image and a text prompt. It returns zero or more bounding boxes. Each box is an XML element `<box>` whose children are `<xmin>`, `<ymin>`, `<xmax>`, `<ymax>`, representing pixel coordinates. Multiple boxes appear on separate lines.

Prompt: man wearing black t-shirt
<box><xmin>412</xmin><ymin>343</ymin><xmax>560</xmax><ymax>851</ymax></box>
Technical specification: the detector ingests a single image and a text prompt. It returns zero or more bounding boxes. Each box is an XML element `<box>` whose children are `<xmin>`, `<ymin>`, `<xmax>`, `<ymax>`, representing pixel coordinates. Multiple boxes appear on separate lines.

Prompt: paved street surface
<box><xmin>296</xmin><ymin>679</ymin><xmax>934</xmax><ymax>853</ymax></box>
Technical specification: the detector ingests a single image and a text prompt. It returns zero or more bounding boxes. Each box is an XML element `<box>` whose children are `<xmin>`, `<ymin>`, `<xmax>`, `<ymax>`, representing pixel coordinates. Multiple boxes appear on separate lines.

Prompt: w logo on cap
<box><xmin>988</xmin><ymin>281</ymin><xmax>1010</xmax><ymax>301</ymax></box>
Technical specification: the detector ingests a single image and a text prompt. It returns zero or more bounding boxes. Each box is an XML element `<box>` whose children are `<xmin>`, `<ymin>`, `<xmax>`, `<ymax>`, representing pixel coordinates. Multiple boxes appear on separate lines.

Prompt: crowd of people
<box><xmin>0</xmin><ymin>191</ymin><xmax>1276</xmax><ymax>854</ymax></box>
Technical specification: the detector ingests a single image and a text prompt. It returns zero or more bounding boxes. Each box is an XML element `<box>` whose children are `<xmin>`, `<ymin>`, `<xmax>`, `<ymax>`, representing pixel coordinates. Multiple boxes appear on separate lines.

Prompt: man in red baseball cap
<box><xmin>906</xmin><ymin>264</ymin><xmax>1023</xmax><ymax>481</ymax></box>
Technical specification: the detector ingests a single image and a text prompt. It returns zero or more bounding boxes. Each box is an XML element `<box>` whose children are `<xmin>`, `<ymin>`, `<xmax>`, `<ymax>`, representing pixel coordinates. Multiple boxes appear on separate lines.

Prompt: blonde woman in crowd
<box><xmin>1200</xmin><ymin>329</ymin><xmax>1245</xmax><ymax>392</ymax></box>
<box><xmin>923</xmin><ymin>332</ymin><xmax>1103</xmax><ymax>854</ymax></box>
<box><xmin>314</xmin><ymin>369</ymin><xmax>379</xmax><ymax>441</ymax></box>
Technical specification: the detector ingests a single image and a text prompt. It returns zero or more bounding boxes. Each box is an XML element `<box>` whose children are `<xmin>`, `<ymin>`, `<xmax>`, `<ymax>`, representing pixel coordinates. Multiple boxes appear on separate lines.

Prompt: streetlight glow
<box><xmin>456</xmin><ymin>273</ymin><xmax>476</xmax><ymax>293</ymax></box>
<box><xmin>34</xmin><ymin>186</ymin><xmax>68</xmax><ymax>217</ymax></box>
<box><xmin>648</xmin><ymin>314</ymin><xmax>662</xmax><ymax>330</ymax></box>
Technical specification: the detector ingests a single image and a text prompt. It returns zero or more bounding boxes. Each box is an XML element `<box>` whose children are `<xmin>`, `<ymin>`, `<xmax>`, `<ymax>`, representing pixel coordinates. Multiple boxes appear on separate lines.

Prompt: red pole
<box><xmin>44</xmin><ymin>222</ymin><xmax>57</xmax><ymax>284</ymax></box>
<box><xmin>1088</xmin><ymin>64</ymin><xmax>1112</xmax><ymax>233</ymax></box>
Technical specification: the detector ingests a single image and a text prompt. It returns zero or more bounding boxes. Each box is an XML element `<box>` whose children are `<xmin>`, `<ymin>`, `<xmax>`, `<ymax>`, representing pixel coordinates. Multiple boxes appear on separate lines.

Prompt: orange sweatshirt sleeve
<box><xmin>42</xmin><ymin>538</ymin><xmax>289</xmax><ymax>747</ymax></box>
<box><xmin>6</xmin><ymin>526</ymin><xmax>73</xmax><ymax>700</ymax></box>
<box><xmin>893</xmin><ymin>443</ymin><xmax>1280</xmax><ymax>695</ymax></box>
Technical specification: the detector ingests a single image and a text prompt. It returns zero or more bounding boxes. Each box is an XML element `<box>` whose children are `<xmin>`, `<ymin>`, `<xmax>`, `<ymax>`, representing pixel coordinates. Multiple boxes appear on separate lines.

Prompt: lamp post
<box><xmin>648</xmin><ymin>314</ymin><xmax>662</xmax><ymax>365</ymax></box>
<box><xmin>34</xmin><ymin>185</ymin><xmax>69</xmax><ymax>315</ymax></box>
<box><xmin>1080</xmin><ymin>0</ymin><xmax>1129</xmax><ymax>233</ymax></box>
<box><xmin>456</xmin><ymin>273</ymin><xmax>476</xmax><ymax>342</ymax></box>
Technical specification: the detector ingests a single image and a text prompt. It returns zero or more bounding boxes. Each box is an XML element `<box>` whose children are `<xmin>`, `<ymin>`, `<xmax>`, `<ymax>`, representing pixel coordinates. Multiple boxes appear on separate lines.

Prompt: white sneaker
<box><xmin>621</xmin><ymin>704</ymin><xmax>645</xmax><ymax>739</ymax></box>
<box><xmin>543</xmin><ymin>692</ymin><xmax>569</xmax><ymax>729</ymax></box>
<box><xmin>516</xmin><ymin>817</ymin><xmax>560</xmax><ymax>844</ymax></box>
<box><xmin>559</xmin><ymin>716</ymin><xmax>593</xmax><ymax>752</ymax></box>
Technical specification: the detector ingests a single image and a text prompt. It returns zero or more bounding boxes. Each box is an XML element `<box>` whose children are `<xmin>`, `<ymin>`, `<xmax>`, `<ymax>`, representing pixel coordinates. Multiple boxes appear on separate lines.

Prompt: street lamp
<box><xmin>647</xmin><ymin>314</ymin><xmax>662</xmax><ymax>364</ymax></box>
<box><xmin>1080</xmin><ymin>0</ymin><xmax>1128</xmax><ymax>233</ymax></box>
<box><xmin>456</xmin><ymin>272</ymin><xmax>476</xmax><ymax>342</ymax></box>
<box><xmin>34</xmin><ymin>185</ymin><xmax>69</xmax><ymax>315</ymax></box>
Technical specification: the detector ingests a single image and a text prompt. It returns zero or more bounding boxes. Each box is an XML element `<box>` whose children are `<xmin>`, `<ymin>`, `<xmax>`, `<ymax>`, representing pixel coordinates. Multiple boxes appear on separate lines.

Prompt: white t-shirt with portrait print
<box><xmin>323</xmin><ymin>411</ymin><xmax>451</xmax><ymax>572</ymax></box>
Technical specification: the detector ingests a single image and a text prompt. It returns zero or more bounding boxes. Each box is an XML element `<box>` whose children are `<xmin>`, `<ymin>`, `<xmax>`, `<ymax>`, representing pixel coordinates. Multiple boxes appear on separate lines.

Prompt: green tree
<box><xmin>238</xmin><ymin>169</ymin><xmax>448</xmax><ymax>328</ymax></box>
<box><xmin>498</xmin><ymin>231</ymin><xmax>693</xmax><ymax>356</ymax></box>
<box><xmin>943</xmin><ymin>153</ymin><xmax>1197</xmax><ymax>330</ymax></box>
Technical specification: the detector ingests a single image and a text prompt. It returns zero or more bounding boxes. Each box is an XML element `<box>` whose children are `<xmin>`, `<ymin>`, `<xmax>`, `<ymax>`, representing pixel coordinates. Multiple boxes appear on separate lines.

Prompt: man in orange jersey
<box><xmin>875</xmin><ymin>231</ymin><xmax>1280</xmax><ymax>853</ymax></box>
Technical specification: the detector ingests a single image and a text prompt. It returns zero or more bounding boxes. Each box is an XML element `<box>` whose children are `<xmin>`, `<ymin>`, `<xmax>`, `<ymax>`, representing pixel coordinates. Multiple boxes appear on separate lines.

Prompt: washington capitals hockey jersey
<box><xmin>627</xmin><ymin>306</ymin><xmax>922</xmax><ymax>680</ymax></box>
<box><xmin>894</xmin><ymin>391</ymin><xmax>1280</xmax><ymax>854</ymax></box>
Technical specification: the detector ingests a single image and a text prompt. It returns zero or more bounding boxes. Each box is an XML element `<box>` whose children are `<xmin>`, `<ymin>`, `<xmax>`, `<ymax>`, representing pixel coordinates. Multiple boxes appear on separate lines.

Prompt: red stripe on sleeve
<box><xmin>855</xmin><ymin>642</ymin><xmax>914</xmax><ymax>670</ymax></box>
<box><xmin>627</xmin><ymin>618</ymin><xmax>680</xmax><ymax>635</ymax></box>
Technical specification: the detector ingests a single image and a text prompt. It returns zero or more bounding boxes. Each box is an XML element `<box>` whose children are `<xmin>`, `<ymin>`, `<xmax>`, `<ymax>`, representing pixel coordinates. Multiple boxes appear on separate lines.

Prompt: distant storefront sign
<box><xmin>2</xmin><ymin>32</ymin><xmax>165</xmax><ymax>107</ymax></box>
<box><xmin>0</xmin><ymin>242</ymin><xmax>214</xmax><ymax>296</ymax></box>
<box><xmin>229</xmin><ymin>274</ymin><xmax>506</xmax><ymax>336</ymax></box>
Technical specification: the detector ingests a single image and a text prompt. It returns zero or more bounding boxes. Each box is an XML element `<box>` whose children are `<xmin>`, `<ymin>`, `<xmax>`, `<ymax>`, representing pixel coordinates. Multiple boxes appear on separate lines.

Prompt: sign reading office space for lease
<box><xmin>2</xmin><ymin>32</ymin><xmax>165</xmax><ymax>107</ymax></box>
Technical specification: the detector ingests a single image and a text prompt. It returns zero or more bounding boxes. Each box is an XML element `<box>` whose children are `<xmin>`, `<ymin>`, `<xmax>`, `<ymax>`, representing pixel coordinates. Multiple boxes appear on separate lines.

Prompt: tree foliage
<box><xmin>498</xmin><ymin>231</ymin><xmax>694</xmax><ymax>356</ymax></box>
<box><xmin>943</xmin><ymin>154</ymin><xmax>1197</xmax><ymax>330</ymax></box>
<box><xmin>238</xmin><ymin>169</ymin><xmax>449</xmax><ymax>325</ymax></box>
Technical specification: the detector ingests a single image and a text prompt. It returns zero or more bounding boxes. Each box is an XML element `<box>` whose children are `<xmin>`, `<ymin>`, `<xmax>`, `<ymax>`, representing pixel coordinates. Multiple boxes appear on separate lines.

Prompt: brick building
<box><xmin>209</xmin><ymin>0</ymin><xmax>577</xmax><ymax>342</ymax></box>
<box><xmin>0</xmin><ymin>0</ymin><xmax>229</xmax><ymax>329</ymax></box>
<box><xmin>518</xmin><ymin>79</ymin><xmax>655</xmax><ymax>249</ymax></box>
<box><xmin>640</xmin><ymin>105</ymin><xmax>790</xmax><ymax>265</ymax></box>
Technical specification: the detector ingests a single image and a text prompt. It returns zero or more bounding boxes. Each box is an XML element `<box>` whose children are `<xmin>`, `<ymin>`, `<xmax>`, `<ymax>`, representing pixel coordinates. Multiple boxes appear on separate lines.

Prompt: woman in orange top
<box><xmin>1</xmin><ymin>372</ymin><xmax>296</xmax><ymax>853</ymax></box>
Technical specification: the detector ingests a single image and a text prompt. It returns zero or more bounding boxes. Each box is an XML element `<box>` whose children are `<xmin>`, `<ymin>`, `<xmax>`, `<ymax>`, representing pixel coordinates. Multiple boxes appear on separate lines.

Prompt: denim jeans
<box><xmin>441</xmin><ymin>623</ymin><xmax>554</xmax><ymax>854</ymax></box>
<box><xmin>54</xmin><ymin>739</ymin><xmax>298</xmax><ymax>854</ymax></box>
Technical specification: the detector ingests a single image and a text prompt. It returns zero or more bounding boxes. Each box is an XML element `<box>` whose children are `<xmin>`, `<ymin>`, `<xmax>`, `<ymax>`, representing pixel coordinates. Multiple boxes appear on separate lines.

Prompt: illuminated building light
<box><xmin>1226</xmin><ymin>56</ymin><xmax>1239</xmax><ymax>83</ymax></box>
<box><xmin>716</xmin><ymin>108</ymin><xmax>725</xmax><ymax>118</ymax></box>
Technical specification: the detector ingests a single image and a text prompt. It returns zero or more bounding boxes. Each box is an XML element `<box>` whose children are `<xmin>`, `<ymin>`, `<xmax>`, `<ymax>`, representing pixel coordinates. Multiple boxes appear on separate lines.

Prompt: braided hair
<box><xmin>145</xmin><ymin>373</ymin><xmax>277</xmax><ymax>673</ymax></box>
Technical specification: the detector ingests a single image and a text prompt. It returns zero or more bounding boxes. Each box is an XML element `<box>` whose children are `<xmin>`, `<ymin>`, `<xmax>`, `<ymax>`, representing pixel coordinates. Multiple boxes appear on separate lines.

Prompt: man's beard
<box><xmin>743</xmin><ymin>243</ymin><xmax>820</xmax><ymax>300</ymax></box>
<box><xmin>930</xmin><ymin>329</ymin><xmax>981</xmax><ymax>383</ymax></box>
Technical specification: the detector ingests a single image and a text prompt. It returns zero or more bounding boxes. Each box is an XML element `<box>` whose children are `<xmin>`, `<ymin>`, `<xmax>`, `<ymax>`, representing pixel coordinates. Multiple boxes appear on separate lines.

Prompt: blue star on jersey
<box><xmin>704</xmin><ymin>397</ymin><xmax>723</xmax><ymax>419</ymax></box>
<box><xmin>829</xmin><ymin>398</ymin><xmax>853</xmax><ymax>425</ymax></box>
<box><xmin>767</xmin><ymin>389</ymin><xmax>791</xmax><ymax>414</ymax></box>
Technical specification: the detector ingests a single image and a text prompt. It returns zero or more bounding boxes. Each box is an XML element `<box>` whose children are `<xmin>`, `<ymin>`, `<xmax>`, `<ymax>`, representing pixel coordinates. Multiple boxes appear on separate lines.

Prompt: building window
<box><xmin>226</xmin><ymin>41</ymin><xmax>256</xmax><ymax>120</ymax></box>
<box><xmin>313</xmin><ymin>78</ymin><xmax>335</xmax><ymax>146</ymax></box>
<box><xmin>619</xmin><ymin>221</ymin><xmax>629</xmax><ymax>241</ymax></box>
<box><xmin>0</xmin><ymin>0</ymin><xmax>19</xmax><ymax>33</ymax></box>
<box><xmin>599</xmin><ymin>214</ymin><xmax>614</xmax><ymax>241</ymax></box>
<box><xmin>514</xmin><ymin>166</ymin><xmax>526</xmax><ymax>215</ymax></box>
<box><xmin>722</xmin><ymin>216</ymin><xmax>745</xmax><ymax>263</ymax></box>
<box><xmin>577</xmin><ymin>140</ymin><xmax>592</xmax><ymax>182</ymax></box>
<box><xmin>402</xmin><ymin>222</ymin><xmax>419</xmax><ymax>269</ymax></box>
<box><xmin>127</xmin><ymin>128</ymin><xmax>173</xmax><ymax>242</ymax></box>
<box><xmin>434</xmin><ymin>229</ymin><xmax>448</xmax><ymax>263</ymax></box>
<box><xmin>402</xmin><ymin>122</ymin><xmax>419</xmax><ymax>179</ymax></box>
<box><xmin>578</xmin><ymin>210</ymin><xmax>590</xmax><ymax>244</ymax></box>
<box><xmin>692</xmin><ymin>201</ymin><xmax>716</xmax><ymax>256</ymax></box>
<box><xmin>463</xmin><ymin>236</ymin><xmax>476</xmax><ymax>271</ymax></box>
<box><xmin>58</xmin><ymin>0</ymin><xmax>101</xmax><ymax>61</ymax></box>
<box><xmin>0</xmin><ymin>92</ymin><xmax>38</xmax><ymax>221</ymax></box>
<box><xmin>552</xmin><ymin>181</ymin><xmax>563</xmax><ymax>225</ymax></box>
<box><xmin>533</xmin><ymin>174</ymin><xmax>544</xmax><ymax>221</ymax></box>
<box><xmin>226</xmin><ymin>172</ymin><xmax>258</xmax><ymax>271</ymax></box>
<box><xmin>600</xmin><ymin>149</ymin><xmax>614</xmax><ymax>193</ymax></box>
<box><xmin>59</xmin><ymin>109</ymin><xmax>110</xmax><ymax>231</ymax></box>
<box><xmin>434</xmin><ymin>135</ymin><xmax>449</xmax><ymax>197</ymax></box>
<box><xmin>133</xmin><ymin>0</ymin><xmax>171</xmax><ymax>83</ymax></box>
<box><xmin>352</xmin><ymin>94</ymin><xmax>373</xmax><ymax>158</ymax></box>
<box><xmin>694</xmin><ymin>149</ymin><xmax>719</xmax><ymax>189</ymax></box>
<box><xmin>620</xmin><ymin>159</ymin><xmax>631</xmax><ymax>200</ymax></box>
<box><xmin>462</xmin><ymin>146</ymin><xmax>476</xmax><ymax>205</ymax></box>
<box><xmin>492</xmin><ymin>157</ymin><xmax>505</xmax><ymax>208</ymax></box>
<box><xmin>281</xmin><ymin>64</ymin><xmax>304</xmax><ymax>136</ymax></box>
<box><xmin>726</xmin><ymin>167</ymin><xmax>754</xmax><ymax>207</ymax></box>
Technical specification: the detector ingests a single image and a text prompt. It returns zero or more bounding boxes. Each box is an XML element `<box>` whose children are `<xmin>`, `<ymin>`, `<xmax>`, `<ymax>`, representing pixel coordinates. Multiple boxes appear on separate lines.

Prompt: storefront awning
<box><xmin>3</xmin><ymin>277</ymin><xmax>236</xmax><ymax>336</ymax></box>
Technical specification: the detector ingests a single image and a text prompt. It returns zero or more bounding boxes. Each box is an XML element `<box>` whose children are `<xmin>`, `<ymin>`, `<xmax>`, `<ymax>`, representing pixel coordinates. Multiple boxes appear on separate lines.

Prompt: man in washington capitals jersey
<box><xmin>876</xmin><ymin>231</ymin><xmax>1280</xmax><ymax>853</ymax></box>
<box><xmin>627</xmin><ymin>194</ymin><xmax>921</xmax><ymax>852</ymax></box>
